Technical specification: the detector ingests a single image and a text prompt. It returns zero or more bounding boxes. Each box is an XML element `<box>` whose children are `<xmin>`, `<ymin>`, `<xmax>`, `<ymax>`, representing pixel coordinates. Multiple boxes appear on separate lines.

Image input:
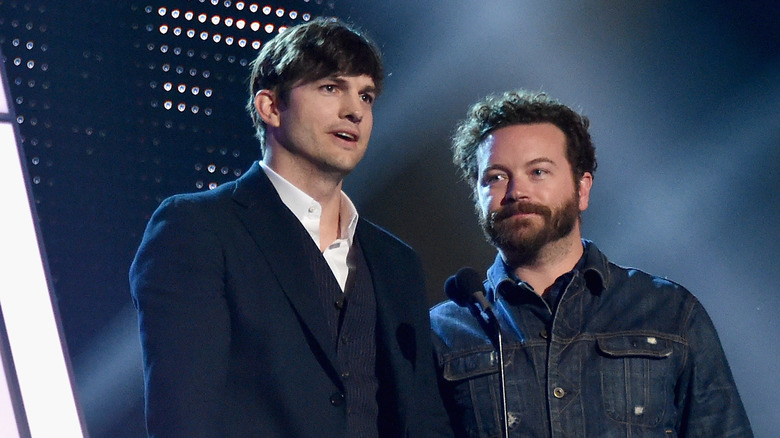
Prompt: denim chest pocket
<box><xmin>442</xmin><ymin>349</ymin><xmax>498</xmax><ymax>381</ymax></box>
<box><xmin>596</xmin><ymin>334</ymin><xmax>676</xmax><ymax>427</ymax></box>
<box><xmin>442</xmin><ymin>350</ymin><xmax>504</xmax><ymax>438</ymax></box>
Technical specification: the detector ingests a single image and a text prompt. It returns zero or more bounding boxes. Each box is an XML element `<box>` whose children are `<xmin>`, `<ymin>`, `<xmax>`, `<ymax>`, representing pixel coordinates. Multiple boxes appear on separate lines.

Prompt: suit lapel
<box><xmin>357</xmin><ymin>221</ymin><xmax>414</xmax><ymax>433</ymax></box>
<box><xmin>230</xmin><ymin>163</ymin><xmax>339</xmax><ymax>371</ymax></box>
<box><xmin>357</xmin><ymin>221</ymin><xmax>401</xmax><ymax>339</ymax></box>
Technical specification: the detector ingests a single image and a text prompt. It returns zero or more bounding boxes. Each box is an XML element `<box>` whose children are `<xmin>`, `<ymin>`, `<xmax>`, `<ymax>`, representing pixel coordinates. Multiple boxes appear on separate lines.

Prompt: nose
<box><xmin>340</xmin><ymin>93</ymin><xmax>363</xmax><ymax>124</ymax></box>
<box><xmin>504</xmin><ymin>178</ymin><xmax>528</xmax><ymax>203</ymax></box>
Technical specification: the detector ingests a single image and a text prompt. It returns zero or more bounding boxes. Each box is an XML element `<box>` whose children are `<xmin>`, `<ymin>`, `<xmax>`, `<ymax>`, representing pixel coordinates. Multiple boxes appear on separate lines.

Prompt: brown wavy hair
<box><xmin>452</xmin><ymin>89</ymin><xmax>597</xmax><ymax>190</ymax></box>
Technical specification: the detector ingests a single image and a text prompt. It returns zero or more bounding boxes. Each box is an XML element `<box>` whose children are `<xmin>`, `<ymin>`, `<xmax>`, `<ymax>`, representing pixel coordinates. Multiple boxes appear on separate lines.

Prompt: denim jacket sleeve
<box><xmin>677</xmin><ymin>297</ymin><xmax>753</xmax><ymax>436</ymax></box>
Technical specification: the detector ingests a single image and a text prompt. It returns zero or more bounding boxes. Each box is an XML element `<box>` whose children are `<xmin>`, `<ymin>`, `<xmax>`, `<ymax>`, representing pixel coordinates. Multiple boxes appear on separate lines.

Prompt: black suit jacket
<box><xmin>130</xmin><ymin>163</ymin><xmax>452</xmax><ymax>438</ymax></box>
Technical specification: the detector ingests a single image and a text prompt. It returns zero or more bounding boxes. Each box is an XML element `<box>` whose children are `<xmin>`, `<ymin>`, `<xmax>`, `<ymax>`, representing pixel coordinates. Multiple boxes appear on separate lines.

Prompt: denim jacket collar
<box><xmin>485</xmin><ymin>239</ymin><xmax>610</xmax><ymax>302</ymax></box>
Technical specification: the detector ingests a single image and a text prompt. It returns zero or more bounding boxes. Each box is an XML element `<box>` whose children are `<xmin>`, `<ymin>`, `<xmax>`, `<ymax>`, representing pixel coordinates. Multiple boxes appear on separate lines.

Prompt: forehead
<box><xmin>477</xmin><ymin>123</ymin><xmax>567</xmax><ymax>167</ymax></box>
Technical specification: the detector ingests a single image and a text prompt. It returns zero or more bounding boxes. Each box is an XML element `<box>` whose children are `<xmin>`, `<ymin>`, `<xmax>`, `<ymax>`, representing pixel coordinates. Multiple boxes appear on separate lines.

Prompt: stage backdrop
<box><xmin>1</xmin><ymin>1</ymin><xmax>778</xmax><ymax>436</ymax></box>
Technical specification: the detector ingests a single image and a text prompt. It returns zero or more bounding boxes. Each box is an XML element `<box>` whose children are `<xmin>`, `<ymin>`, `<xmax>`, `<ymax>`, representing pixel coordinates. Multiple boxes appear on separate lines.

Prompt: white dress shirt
<box><xmin>259</xmin><ymin>161</ymin><xmax>357</xmax><ymax>291</ymax></box>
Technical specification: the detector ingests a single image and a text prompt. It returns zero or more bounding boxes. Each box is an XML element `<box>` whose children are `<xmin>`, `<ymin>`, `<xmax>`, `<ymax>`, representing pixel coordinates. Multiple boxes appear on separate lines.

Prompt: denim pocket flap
<box><xmin>597</xmin><ymin>334</ymin><xmax>673</xmax><ymax>358</ymax></box>
<box><xmin>442</xmin><ymin>349</ymin><xmax>498</xmax><ymax>381</ymax></box>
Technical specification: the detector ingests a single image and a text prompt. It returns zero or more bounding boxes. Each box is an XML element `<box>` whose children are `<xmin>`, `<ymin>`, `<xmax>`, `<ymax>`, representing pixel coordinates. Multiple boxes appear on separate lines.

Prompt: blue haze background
<box><xmin>343</xmin><ymin>2</ymin><xmax>779</xmax><ymax>437</ymax></box>
<box><xmin>1</xmin><ymin>1</ymin><xmax>777</xmax><ymax>436</ymax></box>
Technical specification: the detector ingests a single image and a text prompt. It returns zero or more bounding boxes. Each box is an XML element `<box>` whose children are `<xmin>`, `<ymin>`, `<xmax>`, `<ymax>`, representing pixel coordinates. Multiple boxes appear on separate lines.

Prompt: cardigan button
<box><xmin>330</xmin><ymin>392</ymin><xmax>345</xmax><ymax>406</ymax></box>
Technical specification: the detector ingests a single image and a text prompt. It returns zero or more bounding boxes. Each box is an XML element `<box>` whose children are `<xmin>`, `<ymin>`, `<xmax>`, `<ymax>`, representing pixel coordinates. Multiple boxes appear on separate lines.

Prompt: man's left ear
<box><xmin>254</xmin><ymin>89</ymin><xmax>281</xmax><ymax>128</ymax></box>
<box><xmin>578</xmin><ymin>172</ymin><xmax>593</xmax><ymax>211</ymax></box>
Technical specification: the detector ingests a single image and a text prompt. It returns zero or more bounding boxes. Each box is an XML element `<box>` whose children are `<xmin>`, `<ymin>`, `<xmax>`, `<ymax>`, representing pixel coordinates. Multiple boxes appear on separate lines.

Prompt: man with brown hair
<box><xmin>431</xmin><ymin>89</ymin><xmax>751</xmax><ymax>437</ymax></box>
<box><xmin>131</xmin><ymin>18</ymin><xmax>452</xmax><ymax>438</ymax></box>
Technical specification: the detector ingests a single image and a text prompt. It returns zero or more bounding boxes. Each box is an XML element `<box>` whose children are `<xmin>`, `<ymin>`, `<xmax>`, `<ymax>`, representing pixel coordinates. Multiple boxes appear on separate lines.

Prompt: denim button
<box><xmin>330</xmin><ymin>392</ymin><xmax>345</xmax><ymax>406</ymax></box>
<box><xmin>540</xmin><ymin>329</ymin><xmax>549</xmax><ymax>339</ymax></box>
<box><xmin>553</xmin><ymin>387</ymin><xmax>566</xmax><ymax>398</ymax></box>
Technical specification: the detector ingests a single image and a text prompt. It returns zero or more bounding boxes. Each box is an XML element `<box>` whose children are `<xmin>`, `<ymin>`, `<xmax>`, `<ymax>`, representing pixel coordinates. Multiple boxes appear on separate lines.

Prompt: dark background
<box><xmin>1</xmin><ymin>1</ymin><xmax>778</xmax><ymax>436</ymax></box>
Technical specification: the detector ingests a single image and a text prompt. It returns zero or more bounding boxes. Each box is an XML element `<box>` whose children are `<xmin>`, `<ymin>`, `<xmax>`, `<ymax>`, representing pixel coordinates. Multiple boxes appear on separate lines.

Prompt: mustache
<box><xmin>491</xmin><ymin>201</ymin><xmax>552</xmax><ymax>222</ymax></box>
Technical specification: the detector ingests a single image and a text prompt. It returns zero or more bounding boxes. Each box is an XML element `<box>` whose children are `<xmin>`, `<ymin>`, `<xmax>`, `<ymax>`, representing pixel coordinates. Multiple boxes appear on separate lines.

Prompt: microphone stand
<box><xmin>446</xmin><ymin>269</ymin><xmax>510</xmax><ymax>438</ymax></box>
<box><xmin>477</xmin><ymin>302</ymin><xmax>509</xmax><ymax>438</ymax></box>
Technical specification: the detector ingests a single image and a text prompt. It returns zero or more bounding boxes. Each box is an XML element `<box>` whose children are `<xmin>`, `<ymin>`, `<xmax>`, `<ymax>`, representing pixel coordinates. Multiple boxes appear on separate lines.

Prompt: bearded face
<box><xmin>479</xmin><ymin>188</ymin><xmax>580</xmax><ymax>265</ymax></box>
<box><xmin>473</xmin><ymin>123</ymin><xmax>592</xmax><ymax>267</ymax></box>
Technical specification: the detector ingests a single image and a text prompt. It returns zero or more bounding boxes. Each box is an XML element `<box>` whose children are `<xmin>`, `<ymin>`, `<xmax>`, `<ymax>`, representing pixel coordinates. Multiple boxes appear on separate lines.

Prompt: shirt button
<box><xmin>539</xmin><ymin>329</ymin><xmax>549</xmax><ymax>339</ymax></box>
<box><xmin>308</xmin><ymin>206</ymin><xmax>316</xmax><ymax>214</ymax></box>
<box><xmin>330</xmin><ymin>392</ymin><xmax>345</xmax><ymax>406</ymax></box>
<box><xmin>341</xmin><ymin>371</ymin><xmax>351</xmax><ymax>379</ymax></box>
<box><xmin>553</xmin><ymin>387</ymin><xmax>566</xmax><ymax>399</ymax></box>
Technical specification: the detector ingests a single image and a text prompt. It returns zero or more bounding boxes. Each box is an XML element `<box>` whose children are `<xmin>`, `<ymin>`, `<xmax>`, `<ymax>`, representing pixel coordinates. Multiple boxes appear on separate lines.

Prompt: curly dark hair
<box><xmin>452</xmin><ymin>89</ymin><xmax>597</xmax><ymax>189</ymax></box>
<box><xmin>246</xmin><ymin>17</ymin><xmax>384</xmax><ymax>154</ymax></box>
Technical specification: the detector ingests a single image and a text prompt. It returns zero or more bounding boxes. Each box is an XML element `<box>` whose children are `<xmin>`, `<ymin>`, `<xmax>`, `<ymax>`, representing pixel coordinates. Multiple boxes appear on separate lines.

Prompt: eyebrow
<box><xmin>480</xmin><ymin>164</ymin><xmax>509</xmax><ymax>178</ymax></box>
<box><xmin>526</xmin><ymin>157</ymin><xmax>557</xmax><ymax>167</ymax></box>
<box><xmin>326</xmin><ymin>76</ymin><xmax>377</xmax><ymax>95</ymax></box>
<box><xmin>361</xmin><ymin>85</ymin><xmax>378</xmax><ymax>95</ymax></box>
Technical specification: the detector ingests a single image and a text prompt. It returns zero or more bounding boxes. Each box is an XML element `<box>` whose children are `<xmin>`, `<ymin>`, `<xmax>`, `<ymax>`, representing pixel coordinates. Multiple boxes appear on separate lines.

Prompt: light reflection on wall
<box><xmin>0</xmin><ymin>45</ymin><xmax>84</xmax><ymax>438</ymax></box>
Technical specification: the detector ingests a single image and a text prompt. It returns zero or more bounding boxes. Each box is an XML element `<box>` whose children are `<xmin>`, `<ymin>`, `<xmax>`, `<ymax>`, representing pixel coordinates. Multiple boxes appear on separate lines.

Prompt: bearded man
<box><xmin>430</xmin><ymin>90</ymin><xmax>752</xmax><ymax>437</ymax></box>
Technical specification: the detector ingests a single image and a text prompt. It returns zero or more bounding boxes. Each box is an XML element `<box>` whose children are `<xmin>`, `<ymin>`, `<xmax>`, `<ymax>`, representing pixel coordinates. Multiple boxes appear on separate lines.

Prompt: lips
<box><xmin>332</xmin><ymin>130</ymin><xmax>359</xmax><ymax>142</ymax></box>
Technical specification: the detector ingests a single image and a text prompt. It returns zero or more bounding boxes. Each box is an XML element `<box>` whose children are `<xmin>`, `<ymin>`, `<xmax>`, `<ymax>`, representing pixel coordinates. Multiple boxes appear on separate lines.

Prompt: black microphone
<box><xmin>445</xmin><ymin>267</ymin><xmax>493</xmax><ymax>314</ymax></box>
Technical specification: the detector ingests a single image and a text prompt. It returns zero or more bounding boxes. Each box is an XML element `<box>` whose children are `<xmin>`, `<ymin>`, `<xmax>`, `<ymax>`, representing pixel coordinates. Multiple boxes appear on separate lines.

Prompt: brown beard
<box><xmin>480</xmin><ymin>191</ymin><xmax>580</xmax><ymax>266</ymax></box>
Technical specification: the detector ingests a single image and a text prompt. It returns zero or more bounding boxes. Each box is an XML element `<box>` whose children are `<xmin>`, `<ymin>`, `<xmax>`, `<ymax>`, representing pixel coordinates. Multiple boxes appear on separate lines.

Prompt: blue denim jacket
<box><xmin>430</xmin><ymin>241</ymin><xmax>752</xmax><ymax>437</ymax></box>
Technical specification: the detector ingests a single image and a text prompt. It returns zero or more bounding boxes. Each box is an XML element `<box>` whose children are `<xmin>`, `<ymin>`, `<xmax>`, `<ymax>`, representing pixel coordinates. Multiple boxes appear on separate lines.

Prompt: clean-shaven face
<box><xmin>273</xmin><ymin>74</ymin><xmax>376</xmax><ymax>177</ymax></box>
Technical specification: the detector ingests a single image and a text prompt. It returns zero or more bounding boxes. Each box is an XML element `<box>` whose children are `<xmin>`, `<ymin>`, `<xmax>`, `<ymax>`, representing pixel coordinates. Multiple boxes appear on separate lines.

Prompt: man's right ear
<box><xmin>254</xmin><ymin>89</ymin><xmax>281</xmax><ymax>128</ymax></box>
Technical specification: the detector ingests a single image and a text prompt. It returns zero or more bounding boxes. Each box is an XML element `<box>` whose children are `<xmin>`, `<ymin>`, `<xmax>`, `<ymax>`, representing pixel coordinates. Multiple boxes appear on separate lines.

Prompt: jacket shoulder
<box><xmin>160</xmin><ymin>180</ymin><xmax>238</xmax><ymax>207</ymax></box>
<box><xmin>607</xmin><ymin>261</ymin><xmax>694</xmax><ymax>298</ymax></box>
<box><xmin>357</xmin><ymin>217</ymin><xmax>417</xmax><ymax>256</ymax></box>
<box><xmin>429</xmin><ymin>300</ymin><xmax>481</xmax><ymax>336</ymax></box>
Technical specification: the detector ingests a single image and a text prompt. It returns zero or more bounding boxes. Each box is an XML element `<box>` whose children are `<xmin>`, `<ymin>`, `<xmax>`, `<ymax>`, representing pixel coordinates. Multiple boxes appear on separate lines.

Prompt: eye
<box><xmin>320</xmin><ymin>84</ymin><xmax>337</xmax><ymax>93</ymax></box>
<box><xmin>482</xmin><ymin>173</ymin><xmax>507</xmax><ymax>186</ymax></box>
<box><xmin>360</xmin><ymin>92</ymin><xmax>375</xmax><ymax>104</ymax></box>
<box><xmin>531</xmin><ymin>168</ymin><xmax>549</xmax><ymax>178</ymax></box>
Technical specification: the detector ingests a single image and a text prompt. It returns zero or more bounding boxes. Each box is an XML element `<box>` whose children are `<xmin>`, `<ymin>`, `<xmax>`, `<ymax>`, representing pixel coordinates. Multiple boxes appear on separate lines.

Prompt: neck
<box><xmin>262</xmin><ymin>154</ymin><xmax>345</xmax><ymax>252</ymax></box>
<box><xmin>503</xmin><ymin>231</ymin><xmax>583</xmax><ymax>296</ymax></box>
<box><xmin>264</xmin><ymin>152</ymin><xmax>344</xmax><ymax>195</ymax></box>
